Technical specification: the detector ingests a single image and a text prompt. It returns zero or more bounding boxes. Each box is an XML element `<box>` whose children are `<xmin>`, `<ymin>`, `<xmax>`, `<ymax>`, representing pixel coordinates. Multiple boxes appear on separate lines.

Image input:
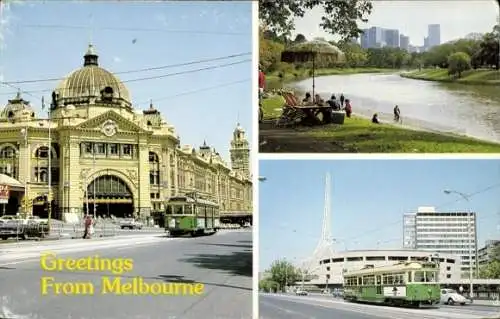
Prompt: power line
<box><xmin>266</xmin><ymin>182</ymin><xmax>500</xmax><ymax>247</ymax></box>
<box><xmin>134</xmin><ymin>78</ymin><xmax>250</xmax><ymax>107</ymax></box>
<box><xmin>2</xmin><ymin>52</ymin><xmax>251</xmax><ymax>85</ymax></box>
<box><xmin>0</xmin><ymin>59</ymin><xmax>251</xmax><ymax>98</ymax></box>
<box><xmin>17</xmin><ymin>24</ymin><xmax>250</xmax><ymax>36</ymax></box>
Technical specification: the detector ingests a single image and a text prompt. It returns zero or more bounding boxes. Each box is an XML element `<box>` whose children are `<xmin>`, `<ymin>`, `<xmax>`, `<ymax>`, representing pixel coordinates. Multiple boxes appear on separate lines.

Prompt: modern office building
<box><xmin>403</xmin><ymin>206</ymin><xmax>477</xmax><ymax>277</ymax></box>
<box><xmin>399</xmin><ymin>34</ymin><xmax>410</xmax><ymax>51</ymax></box>
<box><xmin>478</xmin><ymin>240</ymin><xmax>500</xmax><ymax>265</ymax></box>
<box><xmin>427</xmin><ymin>24</ymin><xmax>441</xmax><ymax>48</ymax></box>
<box><xmin>360</xmin><ymin>27</ymin><xmax>400</xmax><ymax>49</ymax></box>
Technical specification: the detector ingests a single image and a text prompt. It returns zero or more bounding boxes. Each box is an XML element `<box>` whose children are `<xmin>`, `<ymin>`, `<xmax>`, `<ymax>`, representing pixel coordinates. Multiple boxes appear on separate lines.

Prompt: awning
<box><xmin>0</xmin><ymin>174</ymin><xmax>25</xmax><ymax>192</ymax></box>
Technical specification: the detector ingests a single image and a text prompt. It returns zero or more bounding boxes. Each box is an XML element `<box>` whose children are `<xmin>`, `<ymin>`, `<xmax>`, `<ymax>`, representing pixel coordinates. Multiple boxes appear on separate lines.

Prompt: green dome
<box><xmin>54</xmin><ymin>44</ymin><xmax>131</xmax><ymax>108</ymax></box>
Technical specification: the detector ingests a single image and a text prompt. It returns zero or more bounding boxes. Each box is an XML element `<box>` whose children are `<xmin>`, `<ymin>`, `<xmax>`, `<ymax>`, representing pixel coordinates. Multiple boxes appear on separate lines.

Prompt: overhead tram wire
<box><xmin>17</xmin><ymin>24</ymin><xmax>250</xmax><ymax>36</ymax></box>
<box><xmin>266</xmin><ymin>182</ymin><xmax>500</xmax><ymax>246</ymax></box>
<box><xmin>2</xmin><ymin>52</ymin><xmax>251</xmax><ymax>85</ymax></box>
<box><xmin>134</xmin><ymin>78</ymin><xmax>251</xmax><ymax>107</ymax></box>
<box><xmin>0</xmin><ymin>59</ymin><xmax>251</xmax><ymax>97</ymax></box>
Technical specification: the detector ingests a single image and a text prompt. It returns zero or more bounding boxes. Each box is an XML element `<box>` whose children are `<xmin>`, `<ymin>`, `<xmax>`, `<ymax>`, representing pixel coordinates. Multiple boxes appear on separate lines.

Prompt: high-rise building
<box><xmin>360</xmin><ymin>27</ymin><xmax>399</xmax><ymax>49</ymax></box>
<box><xmin>427</xmin><ymin>24</ymin><xmax>441</xmax><ymax>48</ymax></box>
<box><xmin>403</xmin><ymin>206</ymin><xmax>478</xmax><ymax>277</ymax></box>
<box><xmin>399</xmin><ymin>34</ymin><xmax>410</xmax><ymax>51</ymax></box>
<box><xmin>383</xmin><ymin>29</ymin><xmax>399</xmax><ymax>47</ymax></box>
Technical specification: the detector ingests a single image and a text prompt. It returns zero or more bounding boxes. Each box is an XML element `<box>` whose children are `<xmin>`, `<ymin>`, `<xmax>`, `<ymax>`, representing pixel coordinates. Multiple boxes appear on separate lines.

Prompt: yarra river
<box><xmin>288</xmin><ymin>73</ymin><xmax>500</xmax><ymax>143</ymax></box>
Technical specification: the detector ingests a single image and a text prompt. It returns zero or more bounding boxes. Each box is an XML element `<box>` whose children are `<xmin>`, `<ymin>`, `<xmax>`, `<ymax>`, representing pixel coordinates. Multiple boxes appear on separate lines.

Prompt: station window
<box><xmin>84</xmin><ymin>143</ymin><xmax>93</xmax><ymax>154</ymax></box>
<box><xmin>109</xmin><ymin>144</ymin><xmax>119</xmax><ymax>155</ymax></box>
<box><xmin>95</xmin><ymin>143</ymin><xmax>106</xmax><ymax>155</ymax></box>
<box><xmin>122</xmin><ymin>144</ymin><xmax>132</xmax><ymax>156</ymax></box>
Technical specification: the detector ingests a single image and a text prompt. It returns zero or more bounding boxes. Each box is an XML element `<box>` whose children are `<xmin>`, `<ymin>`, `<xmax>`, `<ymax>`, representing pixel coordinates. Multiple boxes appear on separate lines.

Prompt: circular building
<box><xmin>301</xmin><ymin>249</ymin><xmax>461</xmax><ymax>287</ymax></box>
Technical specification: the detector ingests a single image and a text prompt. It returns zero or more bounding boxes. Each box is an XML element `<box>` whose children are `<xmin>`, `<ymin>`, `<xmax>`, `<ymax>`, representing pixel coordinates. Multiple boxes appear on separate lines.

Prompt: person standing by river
<box><xmin>340</xmin><ymin>93</ymin><xmax>345</xmax><ymax>107</ymax></box>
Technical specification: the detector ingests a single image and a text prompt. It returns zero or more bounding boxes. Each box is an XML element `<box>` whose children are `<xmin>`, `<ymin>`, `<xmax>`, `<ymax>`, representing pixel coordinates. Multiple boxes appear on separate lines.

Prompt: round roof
<box><xmin>0</xmin><ymin>91</ymin><xmax>35</xmax><ymax>119</ymax></box>
<box><xmin>54</xmin><ymin>44</ymin><xmax>131</xmax><ymax>106</ymax></box>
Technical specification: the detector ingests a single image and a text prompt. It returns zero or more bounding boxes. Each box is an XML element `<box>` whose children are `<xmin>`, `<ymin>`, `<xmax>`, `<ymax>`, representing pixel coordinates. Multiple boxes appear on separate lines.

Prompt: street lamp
<box><xmin>20</xmin><ymin>128</ymin><xmax>28</xmax><ymax>218</ymax></box>
<box><xmin>444</xmin><ymin>189</ymin><xmax>474</xmax><ymax>298</ymax></box>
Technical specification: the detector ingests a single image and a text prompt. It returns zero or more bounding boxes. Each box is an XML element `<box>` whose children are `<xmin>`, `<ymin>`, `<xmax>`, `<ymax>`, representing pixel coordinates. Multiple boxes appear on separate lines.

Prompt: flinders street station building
<box><xmin>0</xmin><ymin>44</ymin><xmax>252</xmax><ymax>225</ymax></box>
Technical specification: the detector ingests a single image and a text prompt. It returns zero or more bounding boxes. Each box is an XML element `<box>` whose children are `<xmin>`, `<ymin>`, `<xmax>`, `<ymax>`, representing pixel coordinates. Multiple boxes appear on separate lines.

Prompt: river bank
<box><xmin>266</xmin><ymin>67</ymin><xmax>398</xmax><ymax>84</ymax></box>
<box><xmin>400</xmin><ymin>69</ymin><xmax>500</xmax><ymax>85</ymax></box>
<box><xmin>260</xmin><ymin>95</ymin><xmax>500</xmax><ymax>153</ymax></box>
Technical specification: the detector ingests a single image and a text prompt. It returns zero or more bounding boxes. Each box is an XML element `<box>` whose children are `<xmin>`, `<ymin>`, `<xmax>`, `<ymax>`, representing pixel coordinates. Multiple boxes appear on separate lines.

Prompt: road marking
<box><xmin>260</xmin><ymin>300</ymin><xmax>312</xmax><ymax>318</ymax></box>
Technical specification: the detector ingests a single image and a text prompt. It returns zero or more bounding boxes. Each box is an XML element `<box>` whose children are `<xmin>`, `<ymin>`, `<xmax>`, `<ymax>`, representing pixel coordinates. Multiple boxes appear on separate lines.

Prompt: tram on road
<box><xmin>164</xmin><ymin>193</ymin><xmax>220</xmax><ymax>237</ymax></box>
<box><xmin>343</xmin><ymin>261</ymin><xmax>441</xmax><ymax>307</ymax></box>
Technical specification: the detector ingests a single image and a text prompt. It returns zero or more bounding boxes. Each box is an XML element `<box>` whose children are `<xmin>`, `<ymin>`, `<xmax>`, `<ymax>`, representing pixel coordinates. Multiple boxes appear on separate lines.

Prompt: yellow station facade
<box><xmin>0</xmin><ymin>45</ymin><xmax>252</xmax><ymax>225</ymax></box>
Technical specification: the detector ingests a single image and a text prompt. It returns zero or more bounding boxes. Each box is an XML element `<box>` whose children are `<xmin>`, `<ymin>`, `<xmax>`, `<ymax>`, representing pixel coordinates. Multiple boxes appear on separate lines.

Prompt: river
<box><xmin>281</xmin><ymin>73</ymin><xmax>500</xmax><ymax>143</ymax></box>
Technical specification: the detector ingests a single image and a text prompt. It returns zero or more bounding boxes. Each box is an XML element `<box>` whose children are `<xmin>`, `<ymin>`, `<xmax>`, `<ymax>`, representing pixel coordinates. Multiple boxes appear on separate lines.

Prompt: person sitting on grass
<box><xmin>372</xmin><ymin>113</ymin><xmax>380</xmax><ymax>124</ymax></box>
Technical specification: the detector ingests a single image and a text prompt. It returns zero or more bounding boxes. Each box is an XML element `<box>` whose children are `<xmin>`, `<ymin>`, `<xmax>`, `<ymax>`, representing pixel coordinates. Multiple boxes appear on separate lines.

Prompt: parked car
<box><xmin>440</xmin><ymin>289</ymin><xmax>471</xmax><ymax>305</ymax></box>
<box><xmin>295</xmin><ymin>290</ymin><xmax>308</xmax><ymax>296</ymax></box>
<box><xmin>332</xmin><ymin>288</ymin><xmax>344</xmax><ymax>298</ymax></box>
<box><xmin>120</xmin><ymin>219</ymin><xmax>143</xmax><ymax>230</ymax></box>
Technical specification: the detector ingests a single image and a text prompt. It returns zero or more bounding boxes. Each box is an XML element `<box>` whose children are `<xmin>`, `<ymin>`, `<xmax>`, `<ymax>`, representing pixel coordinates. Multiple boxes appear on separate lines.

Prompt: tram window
<box><xmin>95</xmin><ymin>143</ymin><xmax>106</xmax><ymax>154</ymax></box>
<box><xmin>165</xmin><ymin>205</ymin><xmax>172</xmax><ymax>215</ymax></box>
<box><xmin>414</xmin><ymin>271</ymin><xmax>425</xmax><ymax>282</ymax></box>
<box><xmin>383</xmin><ymin>275</ymin><xmax>394</xmax><ymax>285</ymax></box>
<box><xmin>426</xmin><ymin>272</ymin><xmax>437</xmax><ymax>282</ymax></box>
<box><xmin>185</xmin><ymin>205</ymin><xmax>193</xmax><ymax>214</ymax></box>
<box><xmin>174</xmin><ymin>205</ymin><xmax>183</xmax><ymax>214</ymax></box>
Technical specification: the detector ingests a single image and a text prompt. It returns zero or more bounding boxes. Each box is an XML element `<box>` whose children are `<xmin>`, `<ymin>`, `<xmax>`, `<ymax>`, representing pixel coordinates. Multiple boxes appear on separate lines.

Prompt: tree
<box><xmin>447</xmin><ymin>52</ymin><xmax>471</xmax><ymax>78</ymax></box>
<box><xmin>259</xmin><ymin>30</ymin><xmax>285</xmax><ymax>72</ymax></box>
<box><xmin>259</xmin><ymin>0</ymin><xmax>373</xmax><ymax>41</ymax></box>
<box><xmin>268</xmin><ymin>259</ymin><xmax>299</xmax><ymax>292</ymax></box>
<box><xmin>479</xmin><ymin>260</ymin><xmax>500</xmax><ymax>279</ymax></box>
<box><xmin>259</xmin><ymin>279</ymin><xmax>280</xmax><ymax>292</ymax></box>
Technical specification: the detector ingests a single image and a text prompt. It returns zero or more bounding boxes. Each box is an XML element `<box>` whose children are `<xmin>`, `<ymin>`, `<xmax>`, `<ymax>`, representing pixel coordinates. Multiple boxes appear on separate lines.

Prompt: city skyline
<box><xmin>0</xmin><ymin>1</ymin><xmax>253</xmax><ymax>162</ymax></box>
<box><xmin>259</xmin><ymin>160</ymin><xmax>500</xmax><ymax>271</ymax></box>
<box><xmin>292</xmin><ymin>1</ymin><xmax>498</xmax><ymax>46</ymax></box>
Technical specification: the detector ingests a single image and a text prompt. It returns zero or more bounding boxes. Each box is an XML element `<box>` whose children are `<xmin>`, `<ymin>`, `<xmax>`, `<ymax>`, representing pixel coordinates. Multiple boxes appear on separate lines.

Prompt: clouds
<box><xmin>113</xmin><ymin>56</ymin><xmax>122</xmax><ymax>63</ymax></box>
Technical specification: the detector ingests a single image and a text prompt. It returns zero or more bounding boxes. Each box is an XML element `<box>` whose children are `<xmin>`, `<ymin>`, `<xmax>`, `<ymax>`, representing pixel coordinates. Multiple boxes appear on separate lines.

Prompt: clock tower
<box><xmin>229</xmin><ymin>123</ymin><xmax>250</xmax><ymax>179</ymax></box>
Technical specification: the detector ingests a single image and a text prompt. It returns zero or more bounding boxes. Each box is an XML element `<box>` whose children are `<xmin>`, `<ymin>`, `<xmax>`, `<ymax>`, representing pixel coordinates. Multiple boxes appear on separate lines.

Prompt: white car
<box><xmin>295</xmin><ymin>290</ymin><xmax>308</xmax><ymax>296</ymax></box>
<box><xmin>440</xmin><ymin>289</ymin><xmax>470</xmax><ymax>305</ymax></box>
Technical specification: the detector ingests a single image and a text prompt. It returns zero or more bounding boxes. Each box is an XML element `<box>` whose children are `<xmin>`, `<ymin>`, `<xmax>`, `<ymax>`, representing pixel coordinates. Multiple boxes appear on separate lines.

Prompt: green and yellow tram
<box><xmin>343</xmin><ymin>261</ymin><xmax>441</xmax><ymax>307</ymax></box>
<box><xmin>164</xmin><ymin>194</ymin><xmax>220</xmax><ymax>237</ymax></box>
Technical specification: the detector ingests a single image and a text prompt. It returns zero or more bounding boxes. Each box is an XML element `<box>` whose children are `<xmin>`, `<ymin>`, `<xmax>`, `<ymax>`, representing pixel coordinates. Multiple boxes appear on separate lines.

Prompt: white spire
<box><xmin>311</xmin><ymin>172</ymin><xmax>334</xmax><ymax>261</ymax></box>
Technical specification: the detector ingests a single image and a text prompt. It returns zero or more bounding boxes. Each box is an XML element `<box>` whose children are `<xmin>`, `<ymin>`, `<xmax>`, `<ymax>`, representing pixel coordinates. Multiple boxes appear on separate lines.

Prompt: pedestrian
<box><xmin>258</xmin><ymin>65</ymin><xmax>266</xmax><ymax>100</ymax></box>
<box><xmin>83</xmin><ymin>215</ymin><xmax>92</xmax><ymax>239</ymax></box>
<box><xmin>340</xmin><ymin>93</ymin><xmax>345</xmax><ymax>107</ymax></box>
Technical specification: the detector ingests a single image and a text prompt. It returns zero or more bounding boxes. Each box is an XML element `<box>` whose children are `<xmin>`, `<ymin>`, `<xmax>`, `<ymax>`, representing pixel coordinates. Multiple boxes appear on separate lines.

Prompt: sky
<box><xmin>259</xmin><ymin>159</ymin><xmax>500</xmax><ymax>271</ymax></box>
<box><xmin>0</xmin><ymin>0</ymin><xmax>253</xmax><ymax>164</ymax></box>
<box><xmin>293</xmin><ymin>0</ymin><xmax>499</xmax><ymax>46</ymax></box>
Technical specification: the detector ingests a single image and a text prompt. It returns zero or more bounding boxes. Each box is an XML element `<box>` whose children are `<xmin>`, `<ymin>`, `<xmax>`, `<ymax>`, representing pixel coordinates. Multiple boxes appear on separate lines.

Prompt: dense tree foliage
<box><xmin>259</xmin><ymin>23</ymin><xmax>499</xmax><ymax>77</ymax></box>
<box><xmin>479</xmin><ymin>245</ymin><xmax>500</xmax><ymax>279</ymax></box>
<box><xmin>259</xmin><ymin>259</ymin><xmax>300</xmax><ymax>292</ymax></box>
<box><xmin>259</xmin><ymin>0</ymin><xmax>373</xmax><ymax>40</ymax></box>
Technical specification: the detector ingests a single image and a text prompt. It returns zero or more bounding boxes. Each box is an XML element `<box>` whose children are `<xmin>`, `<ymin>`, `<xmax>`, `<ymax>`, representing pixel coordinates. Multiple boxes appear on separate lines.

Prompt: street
<box><xmin>259</xmin><ymin>294</ymin><xmax>500</xmax><ymax>319</ymax></box>
<box><xmin>0</xmin><ymin>230</ymin><xmax>252</xmax><ymax>319</ymax></box>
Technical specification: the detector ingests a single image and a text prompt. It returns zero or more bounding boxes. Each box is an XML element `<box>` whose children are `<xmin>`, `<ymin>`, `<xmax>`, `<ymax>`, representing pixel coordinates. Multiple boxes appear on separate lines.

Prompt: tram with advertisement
<box><xmin>343</xmin><ymin>261</ymin><xmax>441</xmax><ymax>307</ymax></box>
<box><xmin>164</xmin><ymin>193</ymin><xmax>220</xmax><ymax>237</ymax></box>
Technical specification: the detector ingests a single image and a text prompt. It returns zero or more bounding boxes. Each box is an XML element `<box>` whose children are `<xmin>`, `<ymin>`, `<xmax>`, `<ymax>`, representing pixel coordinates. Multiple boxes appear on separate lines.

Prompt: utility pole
<box><xmin>444</xmin><ymin>189</ymin><xmax>474</xmax><ymax>299</ymax></box>
<box><xmin>46</xmin><ymin>97</ymin><xmax>52</xmax><ymax>232</ymax></box>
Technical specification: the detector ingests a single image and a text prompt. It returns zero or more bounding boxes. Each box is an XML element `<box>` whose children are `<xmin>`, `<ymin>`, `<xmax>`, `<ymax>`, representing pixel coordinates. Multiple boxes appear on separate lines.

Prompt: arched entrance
<box><xmin>84</xmin><ymin>175</ymin><xmax>134</xmax><ymax>218</ymax></box>
<box><xmin>32</xmin><ymin>195</ymin><xmax>57</xmax><ymax>219</ymax></box>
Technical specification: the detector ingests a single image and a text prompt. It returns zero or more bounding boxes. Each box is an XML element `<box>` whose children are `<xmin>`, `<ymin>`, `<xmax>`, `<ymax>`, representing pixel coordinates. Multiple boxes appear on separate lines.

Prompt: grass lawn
<box><xmin>401</xmin><ymin>69</ymin><xmax>500</xmax><ymax>85</ymax></box>
<box><xmin>266</xmin><ymin>67</ymin><xmax>398</xmax><ymax>83</ymax></box>
<box><xmin>260</xmin><ymin>95</ymin><xmax>500</xmax><ymax>153</ymax></box>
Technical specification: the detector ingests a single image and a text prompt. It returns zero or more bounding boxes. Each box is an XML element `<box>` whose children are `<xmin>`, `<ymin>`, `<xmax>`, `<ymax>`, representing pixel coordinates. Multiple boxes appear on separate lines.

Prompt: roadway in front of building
<box><xmin>259</xmin><ymin>294</ymin><xmax>500</xmax><ymax>319</ymax></box>
<box><xmin>0</xmin><ymin>230</ymin><xmax>252</xmax><ymax>319</ymax></box>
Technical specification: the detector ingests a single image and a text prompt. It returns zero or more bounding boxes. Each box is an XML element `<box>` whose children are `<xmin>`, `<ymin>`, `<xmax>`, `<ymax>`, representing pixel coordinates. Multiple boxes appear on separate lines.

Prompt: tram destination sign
<box><xmin>0</xmin><ymin>185</ymin><xmax>9</xmax><ymax>204</ymax></box>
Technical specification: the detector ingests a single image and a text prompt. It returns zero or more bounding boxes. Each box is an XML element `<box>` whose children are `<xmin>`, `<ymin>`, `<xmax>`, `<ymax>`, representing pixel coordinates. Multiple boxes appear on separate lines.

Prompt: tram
<box><xmin>343</xmin><ymin>261</ymin><xmax>441</xmax><ymax>307</ymax></box>
<box><xmin>164</xmin><ymin>193</ymin><xmax>220</xmax><ymax>237</ymax></box>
